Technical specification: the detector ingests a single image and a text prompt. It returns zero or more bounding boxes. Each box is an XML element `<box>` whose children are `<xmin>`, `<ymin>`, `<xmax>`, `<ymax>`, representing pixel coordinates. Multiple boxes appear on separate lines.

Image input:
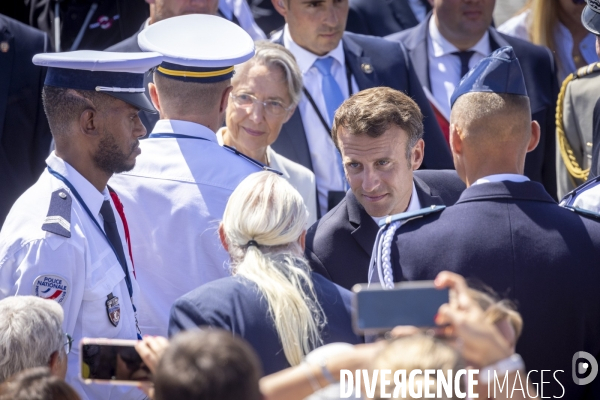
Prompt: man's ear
<box><xmin>271</xmin><ymin>0</ymin><xmax>288</xmax><ymax>18</ymax></box>
<box><xmin>527</xmin><ymin>120</ymin><xmax>541</xmax><ymax>153</ymax></box>
<box><xmin>48</xmin><ymin>350</ymin><xmax>61</xmax><ymax>373</ymax></box>
<box><xmin>411</xmin><ymin>138</ymin><xmax>425</xmax><ymax>171</ymax></box>
<box><xmin>149</xmin><ymin>82</ymin><xmax>161</xmax><ymax>112</ymax></box>
<box><xmin>220</xmin><ymin>85</ymin><xmax>233</xmax><ymax>114</ymax></box>
<box><xmin>449</xmin><ymin>123</ymin><xmax>463</xmax><ymax>156</ymax></box>
<box><xmin>79</xmin><ymin>107</ymin><xmax>98</xmax><ymax>137</ymax></box>
<box><xmin>218</xmin><ymin>224</ymin><xmax>228</xmax><ymax>252</ymax></box>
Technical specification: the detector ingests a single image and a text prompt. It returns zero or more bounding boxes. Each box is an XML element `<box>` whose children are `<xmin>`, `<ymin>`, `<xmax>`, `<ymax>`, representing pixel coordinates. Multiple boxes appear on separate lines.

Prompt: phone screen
<box><xmin>352</xmin><ymin>281</ymin><xmax>449</xmax><ymax>334</ymax></box>
<box><xmin>80</xmin><ymin>342</ymin><xmax>151</xmax><ymax>384</ymax></box>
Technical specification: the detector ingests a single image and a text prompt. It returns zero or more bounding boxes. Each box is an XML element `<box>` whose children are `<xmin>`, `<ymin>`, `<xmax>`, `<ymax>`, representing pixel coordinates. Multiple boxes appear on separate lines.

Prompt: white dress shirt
<box><xmin>428</xmin><ymin>16</ymin><xmax>491</xmax><ymax>119</ymax></box>
<box><xmin>283</xmin><ymin>25</ymin><xmax>359</xmax><ymax>216</ymax></box>
<box><xmin>0</xmin><ymin>152</ymin><xmax>143</xmax><ymax>400</ymax></box>
<box><xmin>471</xmin><ymin>173</ymin><xmax>530</xmax><ymax>186</ymax></box>
<box><xmin>371</xmin><ymin>181</ymin><xmax>422</xmax><ymax>225</ymax></box>
<box><xmin>109</xmin><ymin>120</ymin><xmax>261</xmax><ymax>337</ymax></box>
<box><xmin>498</xmin><ymin>10</ymin><xmax>599</xmax><ymax>82</ymax></box>
<box><xmin>216</xmin><ymin>128</ymin><xmax>318</xmax><ymax>226</ymax></box>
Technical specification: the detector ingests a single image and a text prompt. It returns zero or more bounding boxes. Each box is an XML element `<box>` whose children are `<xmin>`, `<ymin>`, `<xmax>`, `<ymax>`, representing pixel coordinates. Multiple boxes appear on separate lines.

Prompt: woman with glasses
<box><xmin>168</xmin><ymin>171</ymin><xmax>361</xmax><ymax>375</ymax></box>
<box><xmin>499</xmin><ymin>0</ymin><xmax>598</xmax><ymax>82</ymax></box>
<box><xmin>218</xmin><ymin>41</ymin><xmax>318</xmax><ymax>225</ymax></box>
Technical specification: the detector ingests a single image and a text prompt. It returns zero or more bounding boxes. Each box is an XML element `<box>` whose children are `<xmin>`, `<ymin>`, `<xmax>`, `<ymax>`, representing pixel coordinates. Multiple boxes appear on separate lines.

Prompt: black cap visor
<box><xmin>582</xmin><ymin>5</ymin><xmax>600</xmax><ymax>36</ymax></box>
<box><xmin>106</xmin><ymin>91</ymin><xmax>157</xmax><ymax>113</ymax></box>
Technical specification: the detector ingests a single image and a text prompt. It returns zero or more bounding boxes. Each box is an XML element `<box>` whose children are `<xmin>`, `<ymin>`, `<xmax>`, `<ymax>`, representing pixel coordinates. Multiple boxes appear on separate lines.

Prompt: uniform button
<box><xmin>59</xmin><ymin>192</ymin><xmax>67</xmax><ymax>199</ymax></box>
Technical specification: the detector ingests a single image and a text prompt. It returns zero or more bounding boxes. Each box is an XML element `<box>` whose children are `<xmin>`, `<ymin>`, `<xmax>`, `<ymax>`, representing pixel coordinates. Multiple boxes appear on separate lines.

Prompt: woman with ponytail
<box><xmin>168</xmin><ymin>171</ymin><xmax>362</xmax><ymax>375</ymax></box>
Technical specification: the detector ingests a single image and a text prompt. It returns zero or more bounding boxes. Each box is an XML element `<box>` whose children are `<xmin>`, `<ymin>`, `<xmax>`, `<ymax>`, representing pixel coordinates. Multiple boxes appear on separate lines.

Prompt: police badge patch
<box><xmin>105</xmin><ymin>293</ymin><xmax>120</xmax><ymax>327</ymax></box>
<box><xmin>33</xmin><ymin>275</ymin><xmax>69</xmax><ymax>304</ymax></box>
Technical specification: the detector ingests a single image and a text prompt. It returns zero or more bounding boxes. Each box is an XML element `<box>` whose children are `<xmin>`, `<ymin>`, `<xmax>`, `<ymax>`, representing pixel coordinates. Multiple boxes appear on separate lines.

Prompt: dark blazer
<box><xmin>0</xmin><ymin>14</ymin><xmax>51</xmax><ymax>228</ymax></box>
<box><xmin>387</xmin><ymin>18</ymin><xmax>559</xmax><ymax>199</ymax></box>
<box><xmin>168</xmin><ymin>273</ymin><xmax>362</xmax><ymax>376</ymax></box>
<box><xmin>106</xmin><ymin>23</ymin><xmax>159</xmax><ymax>134</ymax></box>
<box><xmin>591</xmin><ymin>98</ymin><xmax>600</xmax><ymax>178</ymax></box>
<box><xmin>346</xmin><ymin>0</ymin><xmax>431</xmax><ymax>37</ymax></box>
<box><xmin>391</xmin><ymin>181</ymin><xmax>600</xmax><ymax>399</ymax></box>
<box><xmin>305</xmin><ymin>170</ymin><xmax>465</xmax><ymax>290</ymax></box>
<box><xmin>272</xmin><ymin>32</ymin><xmax>453</xmax><ymax>172</ymax></box>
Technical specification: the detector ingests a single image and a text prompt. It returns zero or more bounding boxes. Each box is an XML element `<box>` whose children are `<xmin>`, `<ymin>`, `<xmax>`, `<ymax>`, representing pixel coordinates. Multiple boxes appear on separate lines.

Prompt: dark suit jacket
<box><xmin>391</xmin><ymin>181</ymin><xmax>600</xmax><ymax>399</ymax></box>
<box><xmin>305</xmin><ymin>170</ymin><xmax>465</xmax><ymax>290</ymax></box>
<box><xmin>591</xmin><ymin>98</ymin><xmax>600</xmax><ymax>178</ymax></box>
<box><xmin>346</xmin><ymin>0</ymin><xmax>431</xmax><ymax>37</ymax></box>
<box><xmin>272</xmin><ymin>32</ymin><xmax>453</xmax><ymax>172</ymax></box>
<box><xmin>168</xmin><ymin>273</ymin><xmax>362</xmax><ymax>375</ymax></box>
<box><xmin>0</xmin><ymin>14</ymin><xmax>51</xmax><ymax>228</ymax></box>
<box><xmin>106</xmin><ymin>23</ymin><xmax>159</xmax><ymax>134</ymax></box>
<box><xmin>386</xmin><ymin>18</ymin><xmax>559</xmax><ymax>198</ymax></box>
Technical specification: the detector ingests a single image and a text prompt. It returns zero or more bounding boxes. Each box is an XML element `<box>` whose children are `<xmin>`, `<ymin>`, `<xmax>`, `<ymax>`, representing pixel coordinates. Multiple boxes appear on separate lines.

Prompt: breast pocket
<box><xmin>82</xmin><ymin>259</ymin><xmax>127</xmax><ymax>338</ymax></box>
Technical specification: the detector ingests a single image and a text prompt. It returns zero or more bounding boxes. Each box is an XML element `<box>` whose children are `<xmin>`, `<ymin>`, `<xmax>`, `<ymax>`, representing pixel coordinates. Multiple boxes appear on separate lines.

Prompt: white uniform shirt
<box><xmin>428</xmin><ymin>16</ymin><xmax>491</xmax><ymax>120</ymax></box>
<box><xmin>109</xmin><ymin>119</ymin><xmax>262</xmax><ymax>337</ymax></box>
<box><xmin>572</xmin><ymin>185</ymin><xmax>600</xmax><ymax>214</ymax></box>
<box><xmin>283</xmin><ymin>25</ymin><xmax>360</xmax><ymax>216</ymax></box>
<box><xmin>0</xmin><ymin>153</ymin><xmax>143</xmax><ymax>400</ymax></box>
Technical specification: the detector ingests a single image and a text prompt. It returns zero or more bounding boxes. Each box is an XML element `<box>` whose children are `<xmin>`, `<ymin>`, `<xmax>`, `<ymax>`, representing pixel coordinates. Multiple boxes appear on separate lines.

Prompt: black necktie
<box><xmin>452</xmin><ymin>51</ymin><xmax>476</xmax><ymax>79</ymax></box>
<box><xmin>100</xmin><ymin>200</ymin><xmax>129</xmax><ymax>280</ymax></box>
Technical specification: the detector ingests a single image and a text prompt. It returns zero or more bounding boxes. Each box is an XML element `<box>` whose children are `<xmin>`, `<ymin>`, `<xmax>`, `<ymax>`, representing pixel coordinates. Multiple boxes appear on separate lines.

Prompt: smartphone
<box><xmin>352</xmin><ymin>281</ymin><xmax>449</xmax><ymax>335</ymax></box>
<box><xmin>80</xmin><ymin>338</ymin><xmax>151</xmax><ymax>386</ymax></box>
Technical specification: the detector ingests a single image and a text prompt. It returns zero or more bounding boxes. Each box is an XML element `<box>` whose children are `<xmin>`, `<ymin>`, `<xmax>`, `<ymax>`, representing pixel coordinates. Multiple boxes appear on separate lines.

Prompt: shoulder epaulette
<box><xmin>41</xmin><ymin>189</ymin><xmax>72</xmax><ymax>238</ymax></box>
<box><xmin>573</xmin><ymin>62</ymin><xmax>600</xmax><ymax>79</ymax></box>
<box><xmin>378</xmin><ymin>205</ymin><xmax>446</xmax><ymax>227</ymax></box>
<box><xmin>222</xmin><ymin>145</ymin><xmax>283</xmax><ymax>175</ymax></box>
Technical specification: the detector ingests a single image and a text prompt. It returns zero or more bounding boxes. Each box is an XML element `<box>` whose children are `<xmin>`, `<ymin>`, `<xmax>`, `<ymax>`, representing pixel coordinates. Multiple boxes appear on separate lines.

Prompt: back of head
<box><xmin>221</xmin><ymin>171</ymin><xmax>325</xmax><ymax>366</ymax></box>
<box><xmin>0</xmin><ymin>296</ymin><xmax>64</xmax><ymax>383</ymax></box>
<box><xmin>372</xmin><ymin>335</ymin><xmax>463</xmax><ymax>400</ymax></box>
<box><xmin>0</xmin><ymin>367</ymin><xmax>80</xmax><ymax>400</ymax></box>
<box><xmin>154</xmin><ymin>330</ymin><xmax>262</xmax><ymax>400</ymax></box>
<box><xmin>451</xmin><ymin>92</ymin><xmax>531</xmax><ymax>151</ymax></box>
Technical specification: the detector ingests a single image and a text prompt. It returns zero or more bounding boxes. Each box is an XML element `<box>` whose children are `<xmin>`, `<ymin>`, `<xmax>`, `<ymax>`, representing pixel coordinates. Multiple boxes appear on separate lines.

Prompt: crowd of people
<box><xmin>1</xmin><ymin>0</ymin><xmax>600</xmax><ymax>399</ymax></box>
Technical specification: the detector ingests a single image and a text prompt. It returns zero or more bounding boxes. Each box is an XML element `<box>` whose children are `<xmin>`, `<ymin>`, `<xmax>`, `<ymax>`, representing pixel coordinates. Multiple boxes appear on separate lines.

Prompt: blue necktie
<box><xmin>313</xmin><ymin>57</ymin><xmax>345</xmax><ymax>125</ymax></box>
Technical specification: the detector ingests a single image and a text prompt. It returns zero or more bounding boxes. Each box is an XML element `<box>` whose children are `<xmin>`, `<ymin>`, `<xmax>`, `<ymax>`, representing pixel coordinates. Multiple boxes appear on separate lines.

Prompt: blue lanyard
<box><xmin>46</xmin><ymin>167</ymin><xmax>135</xmax><ymax>300</ymax></box>
<box><xmin>149</xmin><ymin>132</ymin><xmax>283</xmax><ymax>175</ymax></box>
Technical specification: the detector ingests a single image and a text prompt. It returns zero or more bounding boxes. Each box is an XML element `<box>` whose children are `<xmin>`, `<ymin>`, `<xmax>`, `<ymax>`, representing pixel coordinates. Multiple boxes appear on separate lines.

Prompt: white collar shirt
<box><xmin>471</xmin><ymin>173</ymin><xmax>530</xmax><ymax>186</ymax></box>
<box><xmin>372</xmin><ymin>181</ymin><xmax>422</xmax><ymax>225</ymax></box>
<box><xmin>0</xmin><ymin>152</ymin><xmax>142</xmax><ymax>400</ymax></box>
<box><xmin>109</xmin><ymin>119</ymin><xmax>261</xmax><ymax>337</ymax></box>
<box><xmin>283</xmin><ymin>25</ymin><xmax>359</xmax><ymax>216</ymax></box>
<box><xmin>428</xmin><ymin>16</ymin><xmax>491</xmax><ymax>120</ymax></box>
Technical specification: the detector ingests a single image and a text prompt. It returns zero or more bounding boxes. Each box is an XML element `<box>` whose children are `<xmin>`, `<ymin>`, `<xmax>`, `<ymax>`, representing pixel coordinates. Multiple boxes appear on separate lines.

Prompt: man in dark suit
<box><xmin>270</xmin><ymin>0</ymin><xmax>452</xmax><ymax>217</ymax></box>
<box><xmin>305</xmin><ymin>87</ymin><xmax>464</xmax><ymax>290</ymax></box>
<box><xmin>380</xmin><ymin>48</ymin><xmax>600</xmax><ymax>399</ymax></box>
<box><xmin>386</xmin><ymin>0</ymin><xmax>558</xmax><ymax>199</ymax></box>
<box><xmin>346</xmin><ymin>0</ymin><xmax>431</xmax><ymax>37</ymax></box>
<box><xmin>0</xmin><ymin>14</ymin><xmax>52</xmax><ymax>228</ymax></box>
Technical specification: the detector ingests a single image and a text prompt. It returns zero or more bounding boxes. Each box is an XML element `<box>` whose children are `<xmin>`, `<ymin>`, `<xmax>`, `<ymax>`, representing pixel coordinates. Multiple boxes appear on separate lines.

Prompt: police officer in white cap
<box><xmin>109</xmin><ymin>14</ymin><xmax>268</xmax><ymax>337</ymax></box>
<box><xmin>0</xmin><ymin>50</ymin><xmax>161</xmax><ymax>400</ymax></box>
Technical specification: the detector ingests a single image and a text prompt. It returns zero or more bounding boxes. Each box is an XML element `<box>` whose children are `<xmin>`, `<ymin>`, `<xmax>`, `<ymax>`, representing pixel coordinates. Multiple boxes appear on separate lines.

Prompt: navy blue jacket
<box><xmin>0</xmin><ymin>14</ymin><xmax>51</xmax><ymax>228</ymax></box>
<box><xmin>346</xmin><ymin>0</ymin><xmax>431</xmax><ymax>37</ymax></box>
<box><xmin>591</xmin><ymin>97</ymin><xmax>600</xmax><ymax>178</ymax></box>
<box><xmin>305</xmin><ymin>170</ymin><xmax>465</xmax><ymax>290</ymax></box>
<box><xmin>272</xmin><ymin>32</ymin><xmax>453</xmax><ymax>173</ymax></box>
<box><xmin>390</xmin><ymin>180</ymin><xmax>600</xmax><ymax>399</ymax></box>
<box><xmin>168</xmin><ymin>273</ymin><xmax>362</xmax><ymax>375</ymax></box>
<box><xmin>387</xmin><ymin>19</ymin><xmax>559</xmax><ymax>199</ymax></box>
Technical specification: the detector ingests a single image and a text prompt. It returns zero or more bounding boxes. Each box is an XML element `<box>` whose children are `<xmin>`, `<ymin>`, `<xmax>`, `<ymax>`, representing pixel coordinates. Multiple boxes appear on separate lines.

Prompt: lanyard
<box><xmin>149</xmin><ymin>132</ymin><xmax>283</xmax><ymax>175</ymax></box>
<box><xmin>303</xmin><ymin>62</ymin><xmax>354</xmax><ymax>135</ymax></box>
<box><xmin>46</xmin><ymin>167</ymin><xmax>134</xmax><ymax>300</ymax></box>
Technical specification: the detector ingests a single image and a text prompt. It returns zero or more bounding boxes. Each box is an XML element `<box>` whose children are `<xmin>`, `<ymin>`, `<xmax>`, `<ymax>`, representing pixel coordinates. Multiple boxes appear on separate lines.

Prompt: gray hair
<box><xmin>0</xmin><ymin>296</ymin><xmax>64</xmax><ymax>383</ymax></box>
<box><xmin>233</xmin><ymin>41</ymin><xmax>303</xmax><ymax>107</ymax></box>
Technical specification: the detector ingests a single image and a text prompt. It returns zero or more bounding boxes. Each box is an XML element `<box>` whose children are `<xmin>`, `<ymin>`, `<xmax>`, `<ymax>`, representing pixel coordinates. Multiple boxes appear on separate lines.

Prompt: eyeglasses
<box><xmin>230</xmin><ymin>93</ymin><xmax>293</xmax><ymax>116</ymax></box>
<box><xmin>64</xmin><ymin>333</ymin><xmax>73</xmax><ymax>355</ymax></box>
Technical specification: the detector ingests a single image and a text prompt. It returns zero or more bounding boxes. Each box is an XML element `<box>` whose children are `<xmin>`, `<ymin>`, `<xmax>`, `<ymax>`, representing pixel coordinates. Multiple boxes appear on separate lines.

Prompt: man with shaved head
<box><xmin>372</xmin><ymin>47</ymin><xmax>600</xmax><ymax>399</ymax></box>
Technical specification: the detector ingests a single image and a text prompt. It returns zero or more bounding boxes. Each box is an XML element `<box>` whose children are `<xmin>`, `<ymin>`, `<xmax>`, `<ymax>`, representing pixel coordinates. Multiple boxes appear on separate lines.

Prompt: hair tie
<box><xmin>246</xmin><ymin>240</ymin><xmax>259</xmax><ymax>248</ymax></box>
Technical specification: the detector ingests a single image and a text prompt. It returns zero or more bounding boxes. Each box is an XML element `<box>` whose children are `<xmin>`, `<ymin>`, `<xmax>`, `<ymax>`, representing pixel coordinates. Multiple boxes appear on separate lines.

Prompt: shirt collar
<box><xmin>472</xmin><ymin>173</ymin><xmax>530</xmax><ymax>186</ymax></box>
<box><xmin>283</xmin><ymin>24</ymin><xmax>345</xmax><ymax>75</ymax></box>
<box><xmin>46</xmin><ymin>151</ymin><xmax>109</xmax><ymax>217</ymax></box>
<box><xmin>151</xmin><ymin>119</ymin><xmax>218</xmax><ymax>143</ymax></box>
<box><xmin>371</xmin><ymin>182</ymin><xmax>421</xmax><ymax>224</ymax></box>
<box><xmin>429</xmin><ymin>16</ymin><xmax>491</xmax><ymax>58</ymax></box>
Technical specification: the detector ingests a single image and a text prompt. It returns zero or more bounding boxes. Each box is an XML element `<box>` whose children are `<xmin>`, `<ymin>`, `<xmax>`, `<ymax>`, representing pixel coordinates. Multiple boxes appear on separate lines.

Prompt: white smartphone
<box><xmin>80</xmin><ymin>338</ymin><xmax>151</xmax><ymax>386</ymax></box>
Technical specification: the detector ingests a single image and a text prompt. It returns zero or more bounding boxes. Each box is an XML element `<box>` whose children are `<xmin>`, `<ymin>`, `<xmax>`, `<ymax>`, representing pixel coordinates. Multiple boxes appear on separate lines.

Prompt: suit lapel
<box><xmin>414</xmin><ymin>175</ymin><xmax>445</xmax><ymax>207</ymax></box>
<box><xmin>403</xmin><ymin>17</ymin><xmax>431</xmax><ymax>90</ymax></box>
<box><xmin>347</xmin><ymin>192</ymin><xmax>379</xmax><ymax>258</ymax></box>
<box><xmin>488</xmin><ymin>28</ymin><xmax>508</xmax><ymax>51</ymax></box>
<box><xmin>388</xmin><ymin>0</ymin><xmax>419</xmax><ymax>30</ymax></box>
<box><xmin>0</xmin><ymin>25</ymin><xmax>14</xmax><ymax>143</ymax></box>
<box><xmin>343</xmin><ymin>34</ymin><xmax>381</xmax><ymax>90</ymax></box>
